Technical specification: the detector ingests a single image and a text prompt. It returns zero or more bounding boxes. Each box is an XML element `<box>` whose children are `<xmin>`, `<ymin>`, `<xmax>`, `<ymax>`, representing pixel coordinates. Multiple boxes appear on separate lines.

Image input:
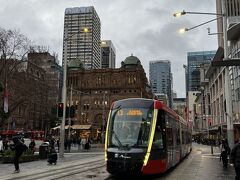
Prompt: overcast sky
<box><xmin>0</xmin><ymin>0</ymin><xmax>218</xmax><ymax>98</ymax></box>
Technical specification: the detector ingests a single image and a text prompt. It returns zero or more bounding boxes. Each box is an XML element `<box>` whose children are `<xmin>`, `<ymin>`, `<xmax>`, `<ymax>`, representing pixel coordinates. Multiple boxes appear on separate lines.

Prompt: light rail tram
<box><xmin>104</xmin><ymin>98</ymin><xmax>192</xmax><ymax>175</ymax></box>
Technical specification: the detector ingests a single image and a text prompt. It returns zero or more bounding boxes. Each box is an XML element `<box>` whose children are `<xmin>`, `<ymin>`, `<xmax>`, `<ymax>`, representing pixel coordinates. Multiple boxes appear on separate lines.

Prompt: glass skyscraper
<box><xmin>101</xmin><ymin>40</ymin><xmax>116</xmax><ymax>69</ymax></box>
<box><xmin>149</xmin><ymin>60</ymin><xmax>173</xmax><ymax>108</ymax></box>
<box><xmin>186</xmin><ymin>51</ymin><xmax>216</xmax><ymax>92</ymax></box>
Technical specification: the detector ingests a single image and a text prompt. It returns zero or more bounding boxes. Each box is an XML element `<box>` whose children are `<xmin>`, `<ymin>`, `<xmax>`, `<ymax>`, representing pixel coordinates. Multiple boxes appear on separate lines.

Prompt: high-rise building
<box><xmin>101</xmin><ymin>40</ymin><xmax>116</xmax><ymax>68</ymax></box>
<box><xmin>149</xmin><ymin>60</ymin><xmax>173</xmax><ymax>108</ymax></box>
<box><xmin>186</xmin><ymin>51</ymin><xmax>216</xmax><ymax>92</ymax></box>
<box><xmin>63</xmin><ymin>6</ymin><xmax>101</xmax><ymax>69</ymax></box>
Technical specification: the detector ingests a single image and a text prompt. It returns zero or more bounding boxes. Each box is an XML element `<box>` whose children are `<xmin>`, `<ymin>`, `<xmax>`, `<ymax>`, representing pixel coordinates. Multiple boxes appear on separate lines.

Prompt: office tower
<box><xmin>63</xmin><ymin>6</ymin><xmax>101</xmax><ymax>69</ymax></box>
<box><xmin>186</xmin><ymin>51</ymin><xmax>216</xmax><ymax>92</ymax></box>
<box><xmin>149</xmin><ymin>60</ymin><xmax>173</xmax><ymax>108</ymax></box>
<box><xmin>101</xmin><ymin>40</ymin><xmax>116</xmax><ymax>68</ymax></box>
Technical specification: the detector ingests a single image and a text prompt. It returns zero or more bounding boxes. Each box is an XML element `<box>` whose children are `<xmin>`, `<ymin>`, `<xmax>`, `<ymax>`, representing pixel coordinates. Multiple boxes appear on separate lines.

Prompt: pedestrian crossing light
<box><xmin>58</xmin><ymin>103</ymin><xmax>64</xmax><ymax>118</ymax></box>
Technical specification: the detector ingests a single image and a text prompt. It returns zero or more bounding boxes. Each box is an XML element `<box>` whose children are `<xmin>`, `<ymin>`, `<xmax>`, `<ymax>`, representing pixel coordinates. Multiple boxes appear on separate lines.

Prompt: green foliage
<box><xmin>3</xmin><ymin>150</ymin><xmax>15</xmax><ymax>157</ymax></box>
<box><xmin>3</xmin><ymin>148</ymin><xmax>33</xmax><ymax>157</ymax></box>
<box><xmin>24</xmin><ymin>149</ymin><xmax>34</xmax><ymax>155</ymax></box>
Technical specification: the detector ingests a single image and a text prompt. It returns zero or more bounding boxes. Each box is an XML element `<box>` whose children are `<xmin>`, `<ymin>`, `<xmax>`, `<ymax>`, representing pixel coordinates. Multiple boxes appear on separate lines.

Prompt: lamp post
<box><xmin>59</xmin><ymin>27</ymin><xmax>68</xmax><ymax>158</ymax></box>
<box><xmin>178</xmin><ymin>16</ymin><xmax>223</xmax><ymax>33</ymax></box>
<box><xmin>173</xmin><ymin>7</ymin><xmax>235</xmax><ymax>148</ymax></box>
<box><xmin>102</xmin><ymin>92</ymin><xmax>106</xmax><ymax>143</ymax></box>
<box><xmin>68</xmin><ymin>84</ymin><xmax>73</xmax><ymax>145</ymax></box>
<box><xmin>59</xmin><ymin>26</ymin><xmax>90</xmax><ymax>158</ymax></box>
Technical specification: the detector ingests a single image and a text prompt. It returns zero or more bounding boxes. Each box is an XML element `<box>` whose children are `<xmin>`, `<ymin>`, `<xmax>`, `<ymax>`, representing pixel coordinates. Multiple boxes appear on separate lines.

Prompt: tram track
<box><xmin>6</xmin><ymin>159</ymin><xmax>105</xmax><ymax>180</ymax></box>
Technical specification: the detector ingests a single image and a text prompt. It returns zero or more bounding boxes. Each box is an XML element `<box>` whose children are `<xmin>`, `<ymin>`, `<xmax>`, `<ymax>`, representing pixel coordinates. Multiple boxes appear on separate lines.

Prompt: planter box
<box><xmin>2</xmin><ymin>155</ymin><xmax>39</xmax><ymax>163</ymax></box>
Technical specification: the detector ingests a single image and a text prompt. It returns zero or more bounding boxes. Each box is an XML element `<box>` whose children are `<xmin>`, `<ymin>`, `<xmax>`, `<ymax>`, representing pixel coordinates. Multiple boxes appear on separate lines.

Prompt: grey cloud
<box><xmin>0</xmin><ymin>0</ymin><xmax>218</xmax><ymax>97</ymax></box>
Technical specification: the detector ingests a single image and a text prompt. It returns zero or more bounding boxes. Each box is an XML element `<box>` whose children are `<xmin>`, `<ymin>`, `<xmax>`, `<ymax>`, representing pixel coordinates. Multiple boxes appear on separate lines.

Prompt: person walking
<box><xmin>12</xmin><ymin>136</ymin><xmax>28</xmax><ymax>173</ymax></box>
<box><xmin>47</xmin><ymin>145</ymin><xmax>58</xmax><ymax>165</ymax></box>
<box><xmin>220</xmin><ymin>139</ymin><xmax>230</xmax><ymax>168</ymax></box>
<box><xmin>28</xmin><ymin>139</ymin><xmax>36</xmax><ymax>154</ymax></box>
<box><xmin>56</xmin><ymin>139</ymin><xmax>60</xmax><ymax>152</ymax></box>
<box><xmin>0</xmin><ymin>137</ymin><xmax>3</xmax><ymax>156</ymax></box>
<box><xmin>230</xmin><ymin>138</ymin><xmax>240</xmax><ymax>180</ymax></box>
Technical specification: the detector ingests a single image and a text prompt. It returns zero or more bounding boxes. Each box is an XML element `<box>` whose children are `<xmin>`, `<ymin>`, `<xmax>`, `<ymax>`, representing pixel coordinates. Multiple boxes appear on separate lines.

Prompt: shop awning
<box><xmin>51</xmin><ymin>125</ymin><xmax>70</xmax><ymax>130</ymax></box>
<box><xmin>71</xmin><ymin>125</ymin><xmax>91</xmax><ymax>130</ymax></box>
<box><xmin>0</xmin><ymin>130</ymin><xmax>18</xmax><ymax>135</ymax></box>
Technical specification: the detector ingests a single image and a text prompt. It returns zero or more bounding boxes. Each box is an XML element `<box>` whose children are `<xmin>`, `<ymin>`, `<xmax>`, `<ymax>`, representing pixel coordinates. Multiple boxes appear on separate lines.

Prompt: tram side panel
<box><xmin>142</xmin><ymin>110</ymin><xmax>168</xmax><ymax>174</ymax></box>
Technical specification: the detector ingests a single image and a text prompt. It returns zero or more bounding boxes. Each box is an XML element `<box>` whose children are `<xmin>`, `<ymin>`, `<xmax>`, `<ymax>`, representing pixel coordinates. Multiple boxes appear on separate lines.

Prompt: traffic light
<box><xmin>66</xmin><ymin>106</ymin><xmax>69</xmax><ymax>118</ymax></box>
<box><xmin>57</xmin><ymin>103</ymin><xmax>64</xmax><ymax>118</ymax></box>
<box><xmin>70</xmin><ymin>105</ymin><xmax>75</xmax><ymax>118</ymax></box>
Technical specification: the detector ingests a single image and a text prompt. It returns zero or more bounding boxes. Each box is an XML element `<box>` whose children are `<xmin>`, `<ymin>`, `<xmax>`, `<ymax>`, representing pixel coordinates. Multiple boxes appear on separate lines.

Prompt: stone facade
<box><xmin>67</xmin><ymin>55</ymin><xmax>152</xmax><ymax>138</ymax></box>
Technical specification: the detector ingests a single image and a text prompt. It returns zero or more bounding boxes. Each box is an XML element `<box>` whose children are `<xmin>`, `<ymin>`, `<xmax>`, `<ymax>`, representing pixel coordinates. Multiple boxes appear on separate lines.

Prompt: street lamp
<box><xmin>173</xmin><ymin>7</ymin><xmax>237</xmax><ymax>148</ymax></box>
<box><xmin>173</xmin><ymin>10</ymin><xmax>223</xmax><ymax>17</ymax></box>
<box><xmin>59</xmin><ymin>26</ymin><xmax>89</xmax><ymax>158</ymax></box>
<box><xmin>177</xmin><ymin>16</ymin><xmax>223</xmax><ymax>33</ymax></box>
<box><xmin>59</xmin><ymin>26</ymin><xmax>68</xmax><ymax>158</ymax></box>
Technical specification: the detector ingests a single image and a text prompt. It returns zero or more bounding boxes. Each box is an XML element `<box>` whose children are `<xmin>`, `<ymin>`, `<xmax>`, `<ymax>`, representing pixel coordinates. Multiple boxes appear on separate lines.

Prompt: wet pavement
<box><xmin>157</xmin><ymin>143</ymin><xmax>235</xmax><ymax>180</ymax></box>
<box><xmin>0</xmin><ymin>143</ymin><xmax>236</xmax><ymax>180</ymax></box>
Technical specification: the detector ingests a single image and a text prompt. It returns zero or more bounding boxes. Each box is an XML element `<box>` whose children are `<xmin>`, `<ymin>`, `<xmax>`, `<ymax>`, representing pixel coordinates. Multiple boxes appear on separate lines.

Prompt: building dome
<box><xmin>123</xmin><ymin>55</ymin><xmax>141</xmax><ymax>65</ymax></box>
<box><xmin>68</xmin><ymin>58</ymin><xmax>85</xmax><ymax>70</ymax></box>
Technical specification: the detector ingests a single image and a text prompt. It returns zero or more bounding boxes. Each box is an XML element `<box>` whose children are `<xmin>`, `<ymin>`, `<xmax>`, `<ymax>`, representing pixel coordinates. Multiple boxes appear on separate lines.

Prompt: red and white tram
<box><xmin>105</xmin><ymin>98</ymin><xmax>192</xmax><ymax>175</ymax></box>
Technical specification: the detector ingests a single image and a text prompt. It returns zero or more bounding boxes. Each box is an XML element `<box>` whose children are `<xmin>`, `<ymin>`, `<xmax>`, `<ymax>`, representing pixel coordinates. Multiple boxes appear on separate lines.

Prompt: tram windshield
<box><xmin>108</xmin><ymin>107</ymin><xmax>153</xmax><ymax>149</ymax></box>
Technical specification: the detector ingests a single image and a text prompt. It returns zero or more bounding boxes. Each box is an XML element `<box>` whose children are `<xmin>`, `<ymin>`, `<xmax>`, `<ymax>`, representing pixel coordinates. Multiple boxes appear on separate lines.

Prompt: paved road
<box><xmin>62</xmin><ymin>143</ymin><xmax>236</xmax><ymax>180</ymax></box>
<box><xmin>0</xmin><ymin>143</ymin><xmax>236</xmax><ymax>180</ymax></box>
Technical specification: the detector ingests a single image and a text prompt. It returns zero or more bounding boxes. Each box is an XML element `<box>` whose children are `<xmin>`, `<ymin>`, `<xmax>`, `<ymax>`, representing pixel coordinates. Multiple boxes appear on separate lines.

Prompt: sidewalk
<box><xmin>163</xmin><ymin>143</ymin><xmax>236</xmax><ymax>180</ymax></box>
<box><xmin>58</xmin><ymin>143</ymin><xmax>104</xmax><ymax>153</ymax></box>
<box><xmin>195</xmin><ymin>143</ymin><xmax>221</xmax><ymax>155</ymax></box>
<box><xmin>0</xmin><ymin>149</ymin><xmax>104</xmax><ymax>179</ymax></box>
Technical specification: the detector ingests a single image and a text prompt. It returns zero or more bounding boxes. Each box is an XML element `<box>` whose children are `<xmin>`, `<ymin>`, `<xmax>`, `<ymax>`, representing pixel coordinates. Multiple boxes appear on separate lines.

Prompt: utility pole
<box><xmin>68</xmin><ymin>84</ymin><xmax>73</xmax><ymax>143</ymax></box>
<box><xmin>59</xmin><ymin>27</ymin><xmax>68</xmax><ymax>158</ymax></box>
<box><xmin>102</xmin><ymin>92</ymin><xmax>106</xmax><ymax>143</ymax></box>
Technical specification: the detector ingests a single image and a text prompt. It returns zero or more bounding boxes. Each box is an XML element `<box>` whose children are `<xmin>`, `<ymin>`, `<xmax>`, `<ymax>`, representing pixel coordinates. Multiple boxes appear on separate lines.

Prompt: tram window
<box><xmin>152</xmin><ymin>128</ymin><xmax>164</xmax><ymax>149</ymax></box>
<box><xmin>177</xmin><ymin>128</ymin><xmax>180</xmax><ymax>145</ymax></box>
<box><xmin>152</xmin><ymin>110</ymin><xmax>165</xmax><ymax>149</ymax></box>
<box><xmin>166</xmin><ymin>127</ymin><xmax>173</xmax><ymax>146</ymax></box>
<box><xmin>181</xmin><ymin>130</ymin><xmax>185</xmax><ymax>144</ymax></box>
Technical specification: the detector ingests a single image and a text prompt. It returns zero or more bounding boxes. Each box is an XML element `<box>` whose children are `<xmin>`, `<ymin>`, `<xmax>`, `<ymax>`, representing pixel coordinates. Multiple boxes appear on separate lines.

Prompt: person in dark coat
<box><xmin>29</xmin><ymin>139</ymin><xmax>36</xmax><ymax>154</ymax></box>
<box><xmin>220</xmin><ymin>139</ymin><xmax>230</xmax><ymax>168</ymax></box>
<box><xmin>12</xmin><ymin>136</ymin><xmax>28</xmax><ymax>173</ymax></box>
<box><xmin>47</xmin><ymin>145</ymin><xmax>58</xmax><ymax>165</ymax></box>
<box><xmin>230</xmin><ymin>138</ymin><xmax>240</xmax><ymax>180</ymax></box>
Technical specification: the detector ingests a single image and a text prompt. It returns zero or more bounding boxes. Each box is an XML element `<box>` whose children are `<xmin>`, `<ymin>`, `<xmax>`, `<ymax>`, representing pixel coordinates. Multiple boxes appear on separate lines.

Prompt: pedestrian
<box><xmin>11</xmin><ymin>136</ymin><xmax>28</xmax><ymax>173</ymax></box>
<box><xmin>3</xmin><ymin>138</ymin><xmax>9</xmax><ymax>150</ymax></box>
<box><xmin>85</xmin><ymin>137</ymin><xmax>91</xmax><ymax>150</ymax></box>
<box><xmin>47</xmin><ymin>145</ymin><xmax>58</xmax><ymax>165</ymax></box>
<box><xmin>50</xmin><ymin>138</ymin><xmax>55</xmax><ymax>147</ymax></box>
<box><xmin>56</xmin><ymin>139</ymin><xmax>60</xmax><ymax>152</ymax></box>
<box><xmin>67</xmin><ymin>139</ymin><xmax>71</xmax><ymax>152</ymax></box>
<box><xmin>77</xmin><ymin>137</ymin><xmax>81</xmax><ymax>150</ymax></box>
<box><xmin>230</xmin><ymin>138</ymin><xmax>240</xmax><ymax>180</ymax></box>
<box><xmin>29</xmin><ymin>139</ymin><xmax>36</xmax><ymax>154</ymax></box>
<box><xmin>0</xmin><ymin>137</ymin><xmax>3</xmax><ymax>156</ymax></box>
<box><xmin>220</xmin><ymin>139</ymin><xmax>231</xmax><ymax>167</ymax></box>
<box><xmin>81</xmin><ymin>138</ymin><xmax>86</xmax><ymax>149</ymax></box>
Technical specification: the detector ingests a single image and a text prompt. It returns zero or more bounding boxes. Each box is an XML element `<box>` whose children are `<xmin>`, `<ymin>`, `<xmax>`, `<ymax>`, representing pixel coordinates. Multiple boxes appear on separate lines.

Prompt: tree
<box><xmin>0</xmin><ymin>27</ymin><xmax>31</xmax><ymax>128</ymax></box>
